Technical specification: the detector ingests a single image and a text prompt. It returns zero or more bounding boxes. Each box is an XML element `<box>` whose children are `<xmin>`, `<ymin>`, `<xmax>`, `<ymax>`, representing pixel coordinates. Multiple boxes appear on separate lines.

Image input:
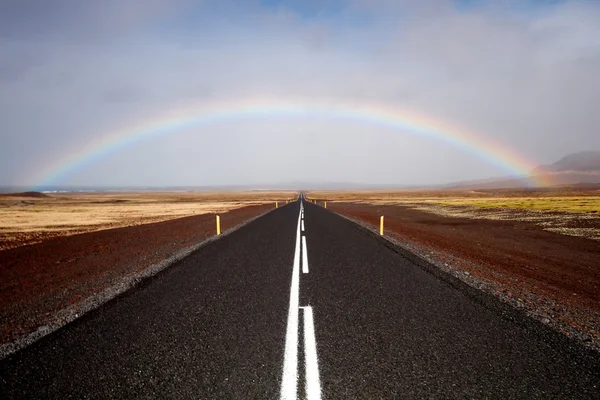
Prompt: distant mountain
<box><xmin>441</xmin><ymin>176</ymin><xmax>534</xmax><ymax>190</ymax></box>
<box><xmin>5</xmin><ymin>152</ymin><xmax>599</xmax><ymax>194</ymax></box>
<box><xmin>0</xmin><ymin>191</ymin><xmax>50</xmax><ymax>198</ymax></box>
<box><xmin>536</xmin><ymin>151</ymin><xmax>600</xmax><ymax>173</ymax></box>
<box><xmin>442</xmin><ymin>151</ymin><xmax>600</xmax><ymax>190</ymax></box>
<box><xmin>534</xmin><ymin>151</ymin><xmax>600</xmax><ymax>186</ymax></box>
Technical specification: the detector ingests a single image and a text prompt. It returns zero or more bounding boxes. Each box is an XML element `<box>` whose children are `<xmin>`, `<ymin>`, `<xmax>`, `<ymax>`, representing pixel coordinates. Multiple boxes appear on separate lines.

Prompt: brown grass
<box><xmin>309</xmin><ymin>187</ymin><xmax>600</xmax><ymax>201</ymax></box>
<box><xmin>308</xmin><ymin>188</ymin><xmax>600</xmax><ymax>240</ymax></box>
<box><xmin>0</xmin><ymin>191</ymin><xmax>297</xmax><ymax>250</ymax></box>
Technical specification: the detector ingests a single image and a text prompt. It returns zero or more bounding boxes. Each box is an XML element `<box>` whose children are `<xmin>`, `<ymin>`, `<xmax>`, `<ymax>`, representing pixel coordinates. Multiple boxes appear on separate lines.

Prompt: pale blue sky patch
<box><xmin>258</xmin><ymin>0</ymin><xmax>348</xmax><ymax>18</ymax></box>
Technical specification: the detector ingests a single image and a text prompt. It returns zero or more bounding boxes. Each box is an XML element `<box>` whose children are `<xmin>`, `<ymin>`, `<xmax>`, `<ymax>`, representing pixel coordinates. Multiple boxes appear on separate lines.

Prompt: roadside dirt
<box><xmin>0</xmin><ymin>204</ymin><xmax>271</xmax><ymax>345</ymax></box>
<box><xmin>330</xmin><ymin>202</ymin><xmax>600</xmax><ymax>349</ymax></box>
<box><xmin>0</xmin><ymin>191</ymin><xmax>292</xmax><ymax>251</ymax></box>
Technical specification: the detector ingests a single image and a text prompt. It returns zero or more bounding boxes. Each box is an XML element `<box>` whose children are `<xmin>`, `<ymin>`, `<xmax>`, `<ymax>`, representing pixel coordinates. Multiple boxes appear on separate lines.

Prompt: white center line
<box><xmin>281</xmin><ymin>199</ymin><xmax>322</xmax><ymax>399</ymax></box>
<box><xmin>302</xmin><ymin>236</ymin><xmax>309</xmax><ymax>274</ymax></box>
<box><xmin>281</xmin><ymin>203</ymin><xmax>303</xmax><ymax>400</ymax></box>
<box><xmin>301</xmin><ymin>306</ymin><xmax>322</xmax><ymax>400</ymax></box>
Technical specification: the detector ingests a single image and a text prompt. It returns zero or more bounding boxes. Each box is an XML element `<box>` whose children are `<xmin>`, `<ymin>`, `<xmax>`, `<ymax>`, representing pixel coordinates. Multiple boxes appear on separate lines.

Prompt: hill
<box><xmin>444</xmin><ymin>151</ymin><xmax>600</xmax><ymax>190</ymax></box>
<box><xmin>536</xmin><ymin>151</ymin><xmax>600</xmax><ymax>173</ymax></box>
<box><xmin>535</xmin><ymin>151</ymin><xmax>600</xmax><ymax>186</ymax></box>
<box><xmin>0</xmin><ymin>191</ymin><xmax>49</xmax><ymax>198</ymax></box>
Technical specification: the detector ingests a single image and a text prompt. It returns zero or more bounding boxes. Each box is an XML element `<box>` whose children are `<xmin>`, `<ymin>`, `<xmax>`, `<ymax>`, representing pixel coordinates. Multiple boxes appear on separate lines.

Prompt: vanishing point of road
<box><xmin>1</xmin><ymin>196</ymin><xmax>600</xmax><ymax>399</ymax></box>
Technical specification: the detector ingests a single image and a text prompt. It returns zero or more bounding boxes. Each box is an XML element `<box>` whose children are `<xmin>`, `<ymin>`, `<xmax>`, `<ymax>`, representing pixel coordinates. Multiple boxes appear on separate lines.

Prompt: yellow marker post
<box><xmin>324</xmin><ymin>201</ymin><xmax>327</xmax><ymax>209</ymax></box>
<box><xmin>276</xmin><ymin>201</ymin><xmax>279</xmax><ymax>208</ymax></box>
<box><xmin>216</xmin><ymin>215</ymin><xmax>221</xmax><ymax>235</ymax></box>
<box><xmin>380</xmin><ymin>216</ymin><xmax>384</xmax><ymax>235</ymax></box>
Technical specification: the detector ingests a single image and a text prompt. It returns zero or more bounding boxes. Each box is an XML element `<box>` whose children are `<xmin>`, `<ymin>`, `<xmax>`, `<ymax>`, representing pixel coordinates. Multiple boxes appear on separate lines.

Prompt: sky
<box><xmin>1</xmin><ymin>0</ymin><xmax>599</xmax><ymax>188</ymax></box>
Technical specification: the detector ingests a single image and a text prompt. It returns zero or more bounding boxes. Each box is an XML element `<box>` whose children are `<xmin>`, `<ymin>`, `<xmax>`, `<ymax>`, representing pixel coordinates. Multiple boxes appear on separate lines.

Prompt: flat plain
<box><xmin>311</xmin><ymin>187</ymin><xmax>600</xmax><ymax>240</ymax></box>
<box><xmin>0</xmin><ymin>191</ymin><xmax>295</xmax><ymax>348</ymax></box>
<box><xmin>309</xmin><ymin>187</ymin><xmax>600</xmax><ymax>349</ymax></box>
<box><xmin>0</xmin><ymin>191</ymin><xmax>296</xmax><ymax>250</ymax></box>
<box><xmin>3</xmin><ymin>197</ymin><xmax>600</xmax><ymax>399</ymax></box>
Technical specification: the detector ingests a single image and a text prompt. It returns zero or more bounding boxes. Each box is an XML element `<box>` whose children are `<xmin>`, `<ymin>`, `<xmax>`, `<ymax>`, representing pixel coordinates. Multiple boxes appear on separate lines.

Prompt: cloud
<box><xmin>1</xmin><ymin>0</ymin><xmax>599</xmax><ymax>186</ymax></box>
<box><xmin>0</xmin><ymin>0</ymin><xmax>188</xmax><ymax>41</ymax></box>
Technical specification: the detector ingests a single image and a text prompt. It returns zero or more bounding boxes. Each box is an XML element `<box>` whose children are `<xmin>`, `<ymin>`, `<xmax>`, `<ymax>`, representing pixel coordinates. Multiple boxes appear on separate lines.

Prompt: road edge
<box><xmin>0</xmin><ymin>206</ymin><xmax>280</xmax><ymax>360</ymax></box>
<box><xmin>324</xmin><ymin>206</ymin><xmax>600</xmax><ymax>359</ymax></box>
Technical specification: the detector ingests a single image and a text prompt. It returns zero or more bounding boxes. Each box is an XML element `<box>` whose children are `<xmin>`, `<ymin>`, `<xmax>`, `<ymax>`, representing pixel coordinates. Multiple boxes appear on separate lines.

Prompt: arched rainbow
<box><xmin>31</xmin><ymin>98</ymin><xmax>552</xmax><ymax>188</ymax></box>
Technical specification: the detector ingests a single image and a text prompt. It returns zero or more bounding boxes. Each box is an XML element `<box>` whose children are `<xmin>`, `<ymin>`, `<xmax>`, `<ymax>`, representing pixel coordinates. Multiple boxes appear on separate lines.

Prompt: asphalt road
<box><xmin>2</xmin><ymin>197</ymin><xmax>600</xmax><ymax>399</ymax></box>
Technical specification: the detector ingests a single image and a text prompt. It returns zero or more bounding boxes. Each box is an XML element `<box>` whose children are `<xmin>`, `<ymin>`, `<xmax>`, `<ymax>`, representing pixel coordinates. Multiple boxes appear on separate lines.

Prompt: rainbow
<box><xmin>30</xmin><ymin>98</ymin><xmax>552</xmax><ymax>188</ymax></box>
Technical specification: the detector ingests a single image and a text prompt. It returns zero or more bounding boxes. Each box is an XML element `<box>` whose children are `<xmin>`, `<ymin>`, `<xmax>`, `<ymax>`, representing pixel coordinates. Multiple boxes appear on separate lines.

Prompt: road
<box><xmin>1</xmin><ymin>196</ymin><xmax>600</xmax><ymax>399</ymax></box>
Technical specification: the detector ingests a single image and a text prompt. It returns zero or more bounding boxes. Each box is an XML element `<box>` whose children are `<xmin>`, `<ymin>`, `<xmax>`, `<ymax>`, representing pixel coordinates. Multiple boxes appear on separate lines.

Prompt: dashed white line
<box><xmin>280</xmin><ymin>203</ymin><xmax>303</xmax><ymax>400</ymax></box>
<box><xmin>302</xmin><ymin>236</ymin><xmax>309</xmax><ymax>274</ymax></box>
<box><xmin>301</xmin><ymin>306</ymin><xmax>322</xmax><ymax>400</ymax></box>
<box><xmin>281</xmin><ymin>201</ymin><xmax>322</xmax><ymax>399</ymax></box>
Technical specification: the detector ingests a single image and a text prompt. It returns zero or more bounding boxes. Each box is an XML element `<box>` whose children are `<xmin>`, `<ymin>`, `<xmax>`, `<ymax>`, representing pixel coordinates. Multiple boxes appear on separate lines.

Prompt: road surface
<box><xmin>2</xmin><ymin>197</ymin><xmax>600</xmax><ymax>399</ymax></box>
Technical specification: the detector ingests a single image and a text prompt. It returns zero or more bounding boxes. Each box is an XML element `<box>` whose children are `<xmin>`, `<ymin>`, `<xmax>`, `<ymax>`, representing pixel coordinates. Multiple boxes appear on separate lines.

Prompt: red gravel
<box><xmin>330</xmin><ymin>202</ymin><xmax>600</xmax><ymax>345</ymax></box>
<box><xmin>0</xmin><ymin>204</ymin><xmax>271</xmax><ymax>345</ymax></box>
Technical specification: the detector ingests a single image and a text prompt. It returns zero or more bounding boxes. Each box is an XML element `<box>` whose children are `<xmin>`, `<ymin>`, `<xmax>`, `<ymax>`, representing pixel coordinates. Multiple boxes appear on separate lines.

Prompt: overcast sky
<box><xmin>1</xmin><ymin>0</ymin><xmax>599</xmax><ymax>187</ymax></box>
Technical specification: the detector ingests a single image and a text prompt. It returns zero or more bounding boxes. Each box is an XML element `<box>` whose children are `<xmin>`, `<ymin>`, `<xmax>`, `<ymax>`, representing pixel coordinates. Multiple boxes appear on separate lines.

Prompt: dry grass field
<box><xmin>0</xmin><ymin>191</ymin><xmax>297</xmax><ymax>250</ymax></box>
<box><xmin>309</xmin><ymin>188</ymin><xmax>600</xmax><ymax>240</ymax></box>
<box><xmin>0</xmin><ymin>200</ymin><xmax>278</xmax><ymax>346</ymax></box>
<box><xmin>313</xmin><ymin>188</ymin><xmax>600</xmax><ymax>347</ymax></box>
<box><xmin>432</xmin><ymin>197</ymin><xmax>600</xmax><ymax>213</ymax></box>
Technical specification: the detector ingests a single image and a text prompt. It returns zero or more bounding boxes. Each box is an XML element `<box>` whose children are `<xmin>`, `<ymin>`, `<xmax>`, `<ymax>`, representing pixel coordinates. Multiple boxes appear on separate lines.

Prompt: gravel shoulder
<box><xmin>0</xmin><ymin>204</ymin><xmax>272</xmax><ymax>355</ymax></box>
<box><xmin>330</xmin><ymin>202</ymin><xmax>600</xmax><ymax>351</ymax></box>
